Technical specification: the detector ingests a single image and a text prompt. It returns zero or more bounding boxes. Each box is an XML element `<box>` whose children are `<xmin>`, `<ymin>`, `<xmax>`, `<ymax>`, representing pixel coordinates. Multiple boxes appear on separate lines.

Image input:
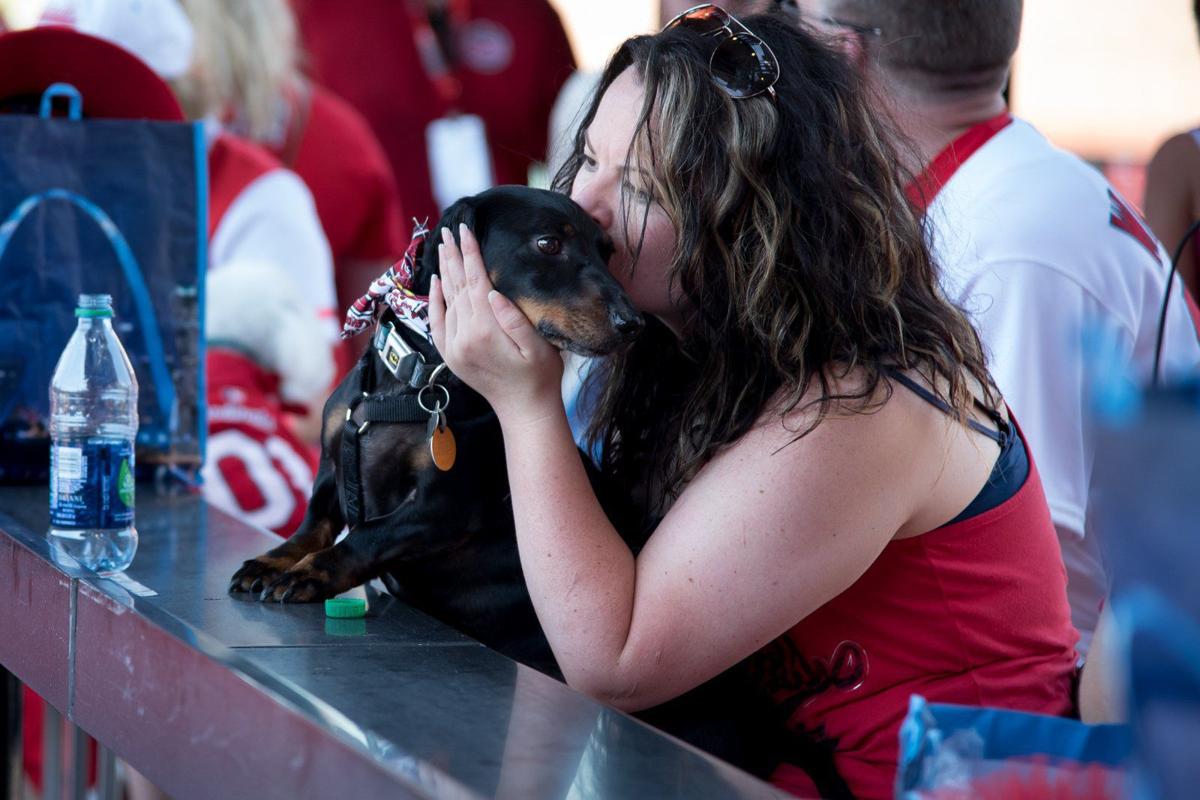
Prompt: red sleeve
<box><xmin>292</xmin><ymin>0</ymin><xmax>441</xmax><ymax>222</ymax></box>
<box><xmin>354</xmin><ymin>149</ymin><xmax>408</xmax><ymax>262</ymax></box>
<box><xmin>292</xmin><ymin>86</ymin><xmax>408</xmax><ymax>262</ymax></box>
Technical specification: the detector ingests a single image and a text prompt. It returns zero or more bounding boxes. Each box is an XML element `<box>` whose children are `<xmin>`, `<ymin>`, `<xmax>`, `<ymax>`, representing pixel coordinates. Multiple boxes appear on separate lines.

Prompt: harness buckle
<box><xmin>375</xmin><ymin>321</ymin><xmax>423</xmax><ymax>379</ymax></box>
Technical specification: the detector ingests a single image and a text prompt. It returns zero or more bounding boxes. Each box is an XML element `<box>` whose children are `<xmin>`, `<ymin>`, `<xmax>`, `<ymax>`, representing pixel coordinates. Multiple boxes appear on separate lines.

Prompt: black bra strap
<box><xmin>886</xmin><ymin>369</ymin><xmax>1008</xmax><ymax>445</ymax></box>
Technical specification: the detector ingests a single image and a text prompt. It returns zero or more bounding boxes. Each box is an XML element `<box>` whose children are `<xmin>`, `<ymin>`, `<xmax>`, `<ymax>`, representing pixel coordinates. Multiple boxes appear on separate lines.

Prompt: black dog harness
<box><xmin>339</xmin><ymin>320</ymin><xmax>452</xmax><ymax>529</ymax></box>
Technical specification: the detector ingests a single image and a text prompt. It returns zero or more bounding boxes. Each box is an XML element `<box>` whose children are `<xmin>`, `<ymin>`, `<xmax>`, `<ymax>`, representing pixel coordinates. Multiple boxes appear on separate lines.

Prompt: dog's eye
<box><xmin>536</xmin><ymin>236</ymin><xmax>562</xmax><ymax>256</ymax></box>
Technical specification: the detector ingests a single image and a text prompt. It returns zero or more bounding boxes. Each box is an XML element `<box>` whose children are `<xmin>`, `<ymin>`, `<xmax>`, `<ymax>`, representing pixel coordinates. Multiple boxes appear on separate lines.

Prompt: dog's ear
<box><xmin>414</xmin><ymin>197</ymin><xmax>477</xmax><ymax>293</ymax></box>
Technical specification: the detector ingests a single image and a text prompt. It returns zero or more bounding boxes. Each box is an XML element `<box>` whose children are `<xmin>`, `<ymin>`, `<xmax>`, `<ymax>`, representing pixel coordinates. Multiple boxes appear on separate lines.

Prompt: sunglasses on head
<box><xmin>662</xmin><ymin>4</ymin><xmax>780</xmax><ymax>101</ymax></box>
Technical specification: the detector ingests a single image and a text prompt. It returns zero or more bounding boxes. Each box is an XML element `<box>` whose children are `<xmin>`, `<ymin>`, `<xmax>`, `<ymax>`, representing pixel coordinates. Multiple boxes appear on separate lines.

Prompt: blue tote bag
<box><xmin>0</xmin><ymin>84</ymin><xmax>206</xmax><ymax>482</ymax></box>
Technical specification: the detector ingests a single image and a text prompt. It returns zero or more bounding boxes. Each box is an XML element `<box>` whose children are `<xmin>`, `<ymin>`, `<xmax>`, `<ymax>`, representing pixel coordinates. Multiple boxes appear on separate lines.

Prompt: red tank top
<box><xmin>751</xmin><ymin>423</ymin><xmax>1078</xmax><ymax>800</ymax></box>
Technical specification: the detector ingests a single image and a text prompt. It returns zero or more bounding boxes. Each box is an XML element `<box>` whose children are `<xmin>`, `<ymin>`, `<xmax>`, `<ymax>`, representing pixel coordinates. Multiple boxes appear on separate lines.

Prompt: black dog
<box><xmin>228</xmin><ymin>186</ymin><xmax>831</xmax><ymax>787</ymax></box>
<box><xmin>229</xmin><ymin>186</ymin><xmax>642</xmax><ymax>674</ymax></box>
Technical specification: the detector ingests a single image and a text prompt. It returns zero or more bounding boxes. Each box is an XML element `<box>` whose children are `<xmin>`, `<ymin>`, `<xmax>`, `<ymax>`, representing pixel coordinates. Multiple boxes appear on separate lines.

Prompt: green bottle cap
<box><xmin>76</xmin><ymin>294</ymin><xmax>114</xmax><ymax>318</ymax></box>
<box><xmin>324</xmin><ymin>597</ymin><xmax>366</xmax><ymax>618</ymax></box>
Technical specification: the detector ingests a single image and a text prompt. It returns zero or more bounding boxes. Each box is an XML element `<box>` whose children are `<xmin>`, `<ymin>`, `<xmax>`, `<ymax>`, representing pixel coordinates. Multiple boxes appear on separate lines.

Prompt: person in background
<box><xmin>202</xmin><ymin>259</ymin><xmax>332</xmax><ymax>537</ymax></box>
<box><xmin>38</xmin><ymin>0</ymin><xmax>340</xmax><ymax>449</ymax></box>
<box><xmin>794</xmin><ymin>0</ymin><xmax>1200</xmax><ymax>658</ymax></box>
<box><xmin>292</xmin><ymin>0</ymin><xmax>576</xmax><ymax>223</ymax></box>
<box><xmin>41</xmin><ymin>0</ymin><xmax>339</xmax><ymax>353</ymax></box>
<box><xmin>430</xmin><ymin>11</ymin><xmax>1078</xmax><ymax>798</ymax></box>
<box><xmin>1144</xmin><ymin>1</ymin><xmax>1200</xmax><ymax>301</ymax></box>
<box><xmin>175</xmin><ymin>0</ymin><xmax>408</xmax><ymax>376</ymax></box>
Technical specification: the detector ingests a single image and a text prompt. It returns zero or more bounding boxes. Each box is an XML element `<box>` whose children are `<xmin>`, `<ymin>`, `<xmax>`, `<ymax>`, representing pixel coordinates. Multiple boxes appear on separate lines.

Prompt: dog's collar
<box><xmin>373</xmin><ymin>319</ymin><xmax>444</xmax><ymax>389</ymax></box>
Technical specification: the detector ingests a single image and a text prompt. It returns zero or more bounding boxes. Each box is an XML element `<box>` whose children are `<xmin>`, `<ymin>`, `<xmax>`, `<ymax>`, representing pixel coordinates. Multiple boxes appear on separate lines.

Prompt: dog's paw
<box><xmin>229</xmin><ymin>556</ymin><xmax>294</xmax><ymax>595</ymax></box>
<box><xmin>259</xmin><ymin>554</ymin><xmax>343</xmax><ymax>603</ymax></box>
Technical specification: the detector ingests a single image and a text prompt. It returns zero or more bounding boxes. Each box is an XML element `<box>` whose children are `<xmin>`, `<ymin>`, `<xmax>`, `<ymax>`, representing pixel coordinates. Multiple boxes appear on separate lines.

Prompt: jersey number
<box><xmin>1108</xmin><ymin>188</ymin><xmax>1162</xmax><ymax>265</ymax></box>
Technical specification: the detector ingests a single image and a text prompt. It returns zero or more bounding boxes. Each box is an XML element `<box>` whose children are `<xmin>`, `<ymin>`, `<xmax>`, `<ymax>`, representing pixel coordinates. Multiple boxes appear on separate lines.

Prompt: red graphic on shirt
<box><xmin>749</xmin><ymin>638</ymin><xmax>869</xmax><ymax>721</ymax></box>
<box><xmin>1108</xmin><ymin>188</ymin><xmax>1162</xmax><ymax>265</ymax></box>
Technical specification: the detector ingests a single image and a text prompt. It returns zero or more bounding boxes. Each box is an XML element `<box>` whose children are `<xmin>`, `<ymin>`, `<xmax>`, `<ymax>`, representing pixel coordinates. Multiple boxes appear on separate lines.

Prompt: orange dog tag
<box><xmin>430</xmin><ymin>424</ymin><xmax>456</xmax><ymax>471</ymax></box>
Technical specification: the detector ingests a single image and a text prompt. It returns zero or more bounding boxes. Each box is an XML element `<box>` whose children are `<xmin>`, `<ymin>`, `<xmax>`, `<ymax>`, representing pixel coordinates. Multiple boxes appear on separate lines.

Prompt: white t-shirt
<box><xmin>926</xmin><ymin>117</ymin><xmax>1200</xmax><ymax>655</ymax></box>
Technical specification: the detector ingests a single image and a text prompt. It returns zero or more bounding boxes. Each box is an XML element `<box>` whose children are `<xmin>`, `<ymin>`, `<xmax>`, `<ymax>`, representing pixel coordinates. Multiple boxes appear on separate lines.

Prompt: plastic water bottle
<box><xmin>48</xmin><ymin>294</ymin><xmax>139</xmax><ymax>574</ymax></box>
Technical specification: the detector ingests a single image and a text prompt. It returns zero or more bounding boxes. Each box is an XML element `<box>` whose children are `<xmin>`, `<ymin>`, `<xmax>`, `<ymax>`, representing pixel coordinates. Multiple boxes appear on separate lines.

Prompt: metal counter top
<box><xmin>0</xmin><ymin>485</ymin><xmax>787</xmax><ymax>799</ymax></box>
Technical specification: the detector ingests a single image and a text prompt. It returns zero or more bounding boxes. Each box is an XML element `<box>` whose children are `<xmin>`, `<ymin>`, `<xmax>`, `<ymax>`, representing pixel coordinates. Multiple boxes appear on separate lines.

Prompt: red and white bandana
<box><xmin>341</xmin><ymin>220</ymin><xmax>432</xmax><ymax>342</ymax></box>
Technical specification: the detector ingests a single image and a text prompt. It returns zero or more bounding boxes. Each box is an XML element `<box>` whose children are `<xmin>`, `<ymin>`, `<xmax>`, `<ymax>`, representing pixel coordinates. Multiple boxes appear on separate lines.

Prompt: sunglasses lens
<box><xmin>667</xmin><ymin>5</ymin><xmax>731</xmax><ymax>36</ymax></box>
<box><xmin>710</xmin><ymin>34</ymin><xmax>779</xmax><ymax>98</ymax></box>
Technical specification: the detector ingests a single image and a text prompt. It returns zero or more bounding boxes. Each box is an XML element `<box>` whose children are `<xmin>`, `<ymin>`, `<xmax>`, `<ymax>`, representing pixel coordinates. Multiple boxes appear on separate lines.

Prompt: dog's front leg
<box><xmin>229</xmin><ymin>458</ymin><xmax>345</xmax><ymax>594</ymax></box>
<box><xmin>257</xmin><ymin>500</ymin><xmax>449</xmax><ymax>603</ymax></box>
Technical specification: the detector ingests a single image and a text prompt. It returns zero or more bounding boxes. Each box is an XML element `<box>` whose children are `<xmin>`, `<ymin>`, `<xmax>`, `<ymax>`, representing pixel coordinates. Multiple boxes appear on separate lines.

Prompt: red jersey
<box><xmin>272</xmin><ymin>84</ymin><xmax>407</xmax><ymax>308</ymax></box>
<box><xmin>751</xmin><ymin>429</ymin><xmax>1078</xmax><ymax>800</ymax></box>
<box><xmin>292</xmin><ymin>0</ymin><xmax>576</xmax><ymax>222</ymax></box>
<box><xmin>202</xmin><ymin>349</ymin><xmax>317</xmax><ymax>538</ymax></box>
<box><xmin>270</xmin><ymin>83</ymin><xmax>409</xmax><ymax>375</ymax></box>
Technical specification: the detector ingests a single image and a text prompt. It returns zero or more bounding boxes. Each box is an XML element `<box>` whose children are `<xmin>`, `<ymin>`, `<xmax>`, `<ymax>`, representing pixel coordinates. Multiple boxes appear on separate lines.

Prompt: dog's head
<box><xmin>414</xmin><ymin>186</ymin><xmax>644</xmax><ymax>356</ymax></box>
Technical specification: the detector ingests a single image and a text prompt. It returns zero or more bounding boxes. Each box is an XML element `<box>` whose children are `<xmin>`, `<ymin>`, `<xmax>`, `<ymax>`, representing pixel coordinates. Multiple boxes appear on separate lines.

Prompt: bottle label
<box><xmin>50</xmin><ymin>440</ymin><xmax>136</xmax><ymax>529</ymax></box>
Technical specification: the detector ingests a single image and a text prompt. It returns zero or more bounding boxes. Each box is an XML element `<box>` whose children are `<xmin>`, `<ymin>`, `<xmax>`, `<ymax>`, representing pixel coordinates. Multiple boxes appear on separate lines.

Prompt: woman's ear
<box><xmin>844</xmin><ymin>32</ymin><xmax>869</xmax><ymax>70</ymax></box>
<box><xmin>822</xmin><ymin>28</ymin><xmax>867</xmax><ymax>68</ymax></box>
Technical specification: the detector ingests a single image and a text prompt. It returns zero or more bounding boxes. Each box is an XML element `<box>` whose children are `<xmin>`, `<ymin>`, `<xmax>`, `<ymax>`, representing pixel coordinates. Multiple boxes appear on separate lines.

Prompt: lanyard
<box><xmin>408</xmin><ymin>0</ymin><xmax>472</xmax><ymax>109</ymax></box>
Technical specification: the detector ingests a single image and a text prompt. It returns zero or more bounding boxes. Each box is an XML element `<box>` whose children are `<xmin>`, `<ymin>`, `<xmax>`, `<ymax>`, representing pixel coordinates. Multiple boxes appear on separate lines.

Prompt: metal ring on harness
<box><xmin>427</xmin><ymin>362</ymin><xmax>449</xmax><ymax>386</ymax></box>
<box><xmin>346</xmin><ymin>390</ymin><xmax>373</xmax><ymax>434</ymax></box>
<box><xmin>417</xmin><ymin>383</ymin><xmax>450</xmax><ymax>415</ymax></box>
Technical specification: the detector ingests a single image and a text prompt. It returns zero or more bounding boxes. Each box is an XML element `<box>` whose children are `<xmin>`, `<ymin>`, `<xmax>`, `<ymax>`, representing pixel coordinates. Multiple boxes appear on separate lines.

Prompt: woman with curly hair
<box><xmin>429</xmin><ymin>8</ymin><xmax>1077</xmax><ymax>798</ymax></box>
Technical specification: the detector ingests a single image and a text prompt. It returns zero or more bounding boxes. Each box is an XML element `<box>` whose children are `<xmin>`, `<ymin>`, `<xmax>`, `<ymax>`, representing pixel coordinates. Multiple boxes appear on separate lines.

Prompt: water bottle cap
<box><xmin>76</xmin><ymin>294</ymin><xmax>114</xmax><ymax>318</ymax></box>
<box><xmin>324</xmin><ymin>597</ymin><xmax>367</xmax><ymax>619</ymax></box>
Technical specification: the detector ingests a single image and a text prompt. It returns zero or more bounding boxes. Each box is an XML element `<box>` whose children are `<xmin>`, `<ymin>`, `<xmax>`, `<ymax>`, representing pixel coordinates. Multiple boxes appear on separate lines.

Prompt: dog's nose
<box><xmin>610</xmin><ymin>308</ymin><xmax>644</xmax><ymax>338</ymax></box>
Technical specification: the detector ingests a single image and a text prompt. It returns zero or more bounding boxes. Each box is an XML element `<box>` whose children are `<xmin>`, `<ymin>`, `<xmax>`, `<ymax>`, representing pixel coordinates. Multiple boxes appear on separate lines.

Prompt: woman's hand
<box><xmin>428</xmin><ymin>224</ymin><xmax>564</xmax><ymax>425</ymax></box>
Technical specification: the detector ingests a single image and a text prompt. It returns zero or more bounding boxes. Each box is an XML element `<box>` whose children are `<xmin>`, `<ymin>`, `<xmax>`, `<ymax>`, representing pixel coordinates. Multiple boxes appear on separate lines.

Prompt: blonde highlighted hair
<box><xmin>172</xmin><ymin>0</ymin><xmax>300</xmax><ymax>141</ymax></box>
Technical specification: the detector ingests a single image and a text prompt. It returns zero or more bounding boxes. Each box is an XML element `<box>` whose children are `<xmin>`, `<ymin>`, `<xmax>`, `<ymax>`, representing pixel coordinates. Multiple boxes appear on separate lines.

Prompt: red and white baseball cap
<box><xmin>0</xmin><ymin>0</ymin><xmax>193</xmax><ymax>121</ymax></box>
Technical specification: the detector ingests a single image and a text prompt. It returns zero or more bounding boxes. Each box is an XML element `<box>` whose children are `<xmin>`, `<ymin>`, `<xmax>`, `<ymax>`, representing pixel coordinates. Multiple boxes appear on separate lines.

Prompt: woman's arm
<box><xmin>498</xmin><ymin>399</ymin><xmax>930</xmax><ymax>710</ymax></box>
<box><xmin>1079</xmin><ymin>603</ymin><xmax>1127</xmax><ymax>724</ymax></box>
<box><xmin>1145</xmin><ymin>133</ymin><xmax>1200</xmax><ymax>295</ymax></box>
<box><xmin>430</xmin><ymin>226</ymin><xmax>937</xmax><ymax>710</ymax></box>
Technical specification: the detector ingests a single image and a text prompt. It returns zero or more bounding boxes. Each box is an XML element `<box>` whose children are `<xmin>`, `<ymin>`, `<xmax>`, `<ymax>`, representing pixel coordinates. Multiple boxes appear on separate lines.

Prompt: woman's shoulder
<box><xmin>672</xmin><ymin>367</ymin><xmax>945</xmax><ymax>556</ymax></box>
<box><xmin>751</xmin><ymin>365</ymin><xmax>959</xmax><ymax>442</ymax></box>
<box><xmin>728</xmin><ymin>365</ymin><xmax>1000</xmax><ymax>501</ymax></box>
<box><xmin>715</xmin><ymin>367</ymin><xmax>945</xmax><ymax>495</ymax></box>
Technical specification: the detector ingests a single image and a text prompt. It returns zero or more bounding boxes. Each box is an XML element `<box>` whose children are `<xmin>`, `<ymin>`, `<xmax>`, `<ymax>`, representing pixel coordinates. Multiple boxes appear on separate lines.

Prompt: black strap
<box><xmin>340</xmin><ymin>391</ymin><xmax>430</xmax><ymax>529</ymax></box>
<box><xmin>341</xmin><ymin>326</ymin><xmax>449</xmax><ymax>528</ymax></box>
<box><xmin>887</xmin><ymin>369</ymin><xmax>1009</xmax><ymax>446</ymax></box>
<box><xmin>341</xmin><ymin>417</ymin><xmax>366</xmax><ymax>528</ymax></box>
<box><xmin>361</xmin><ymin>394</ymin><xmax>430</xmax><ymax>424</ymax></box>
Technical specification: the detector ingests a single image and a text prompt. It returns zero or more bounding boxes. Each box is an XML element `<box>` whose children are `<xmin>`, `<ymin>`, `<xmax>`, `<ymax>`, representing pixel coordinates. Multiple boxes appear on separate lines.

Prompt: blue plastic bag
<box><xmin>0</xmin><ymin>85</ymin><xmax>206</xmax><ymax>481</ymax></box>
<box><xmin>897</xmin><ymin>695</ymin><xmax>1131</xmax><ymax>799</ymax></box>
